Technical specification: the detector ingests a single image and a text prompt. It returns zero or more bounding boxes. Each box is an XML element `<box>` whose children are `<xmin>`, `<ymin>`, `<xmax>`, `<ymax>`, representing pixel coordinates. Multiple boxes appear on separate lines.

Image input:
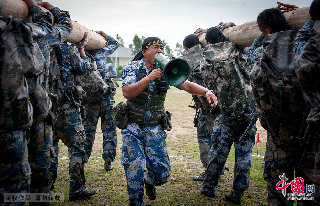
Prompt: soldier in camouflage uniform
<box><xmin>243</xmin><ymin>7</ymin><xmax>289</xmax><ymax>66</ymax></box>
<box><xmin>51</xmin><ymin>41</ymin><xmax>97</xmax><ymax>201</ymax></box>
<box><xmin>199</xmin><ymin>27</ymin><xmax>256</xmax><ymax>205</ymax></box>
<box><xmin>25</xmin><ymin>2</ymin><xmax>73</xmax><ymax>204</ymax></box>
<box><xmin>182</xmin><ymin>34</ymin><xmax>216</xmax><ymax>181</ymax></box>
<box><xmin>120</xmin><ymin>37</ymin><xmax>217</xmax><ymax>206</ymax></box>
<box><xmin>294</xmin><ymin>8</ymin><xmax>320</xmax><ymax>204</ymax></box>
<box><xmin>253</xmin><ymin>2</ymin><xmax>320</xmax><ymax>205</ymax></box>
<box><xmin>0</xmin><ymin>0</ymin><xmax>55</xmax><ymax>205</ymax></box>
<box><xmin>82</xmin><ymin>31</ymin><xmax>119</xmax><ymax>171</ymax></box>
<box><xmin>249</xmin><ymin>7</ymin><xmax>320</xmax><ymax>206</ymax></box>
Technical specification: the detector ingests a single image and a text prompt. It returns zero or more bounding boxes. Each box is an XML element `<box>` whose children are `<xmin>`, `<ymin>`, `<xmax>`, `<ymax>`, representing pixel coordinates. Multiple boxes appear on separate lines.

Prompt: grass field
<box><xmin>52</xmin><ymin>86</ymin><xmax>269</xmax><ymax>206</ymax></box>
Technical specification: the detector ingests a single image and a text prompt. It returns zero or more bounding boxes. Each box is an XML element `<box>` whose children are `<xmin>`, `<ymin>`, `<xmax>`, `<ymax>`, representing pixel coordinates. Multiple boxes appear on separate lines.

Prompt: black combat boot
<box><xmin>69</xmin><ymin>189</ymin><xmax>96</xmax><ymax>201</ymax></box>
<box><xmin>144</xmin><ymin>181</ymin><xmax>156</xmax><ymax>200</ymax></box>
<box><xmin>225</xmin><ymin>191</ymin><xmax>242</xmax><ymax>205</ymax></box>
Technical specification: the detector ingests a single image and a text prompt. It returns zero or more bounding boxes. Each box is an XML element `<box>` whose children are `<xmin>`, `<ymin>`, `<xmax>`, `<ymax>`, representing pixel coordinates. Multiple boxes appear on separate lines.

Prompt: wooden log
<box><xmin>0</xmin><ymin>0</ymin><xmax>107</xmax><ymax>50</ymax></box>
<box><xmin>0</xmin><ymin>0</ymin><xmax>29</xmax><ymax>20</ymax></box>
<box><xmin>198</xmin><ymin>7</ymin><xmax>310</xmax><ymax>48</ymax></box>
<box><xmin>67</xmin><ymin>20</ymin><xmax>107</xmax><ymax>50</ymax></box>
<box><xmin>222</xmin><ymin>7</ymin><xmax>310</xmax><ymax>48</ymax></box>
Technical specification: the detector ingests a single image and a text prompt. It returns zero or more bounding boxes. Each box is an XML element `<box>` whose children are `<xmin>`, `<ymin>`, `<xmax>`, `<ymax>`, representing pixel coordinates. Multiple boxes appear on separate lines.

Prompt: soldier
<box><xmin>294</xmin><ymin>4</ymin><xmax>320</xmax><ymax>204</ymax></box>
<box><xmin>51</xmin><ymin>39</ymin><xmax>97</xmax><ymax>201</ymax></box>
<box><xmin>182</xmin><ymin>34</ymin><xmax>216</xmax><ymax>181</ymax></box>
<box><xmin>243</xmin><ymin>6</ymin><xmax>290</xmax><ymax>66</ymax></box>
<box><xmin>0</xmin><ymin>0</ymin><xmax>54</xmax><ymax>205</ymax></box>
<box><xmin>247</xmin><ymin>5</ymin><xmax>319</xmax><ymax>206</ymax></box>
<box><xmin>82</xmin><ymin>31</ymin><xmax>119</xmax><ymax>171</ymax></box>
<box><xmin>25</xmin><ymin>1</ymin><xmax>73</xmax><ymax>204</ymax></box>
<box><xmin>119</xmin><ymin>37</ymin><xmax>217</xmax><ymax>206</ymax></box>
<box><xmin>199</xmin><ymin>27</ymin><xmax>256</xmax><ymax>205</ymax></box>
<box><xmin>252</xmin><ymin>1</ymin><xmax>320</xmax><ymax>206</ymax></box>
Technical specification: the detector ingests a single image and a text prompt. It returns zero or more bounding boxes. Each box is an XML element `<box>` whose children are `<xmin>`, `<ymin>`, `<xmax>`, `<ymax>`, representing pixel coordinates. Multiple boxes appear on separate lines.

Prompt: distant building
<box><xmin>108</xmin><ymin>47</ymin><xmax>134</xmax><ymax>69</ymax></box>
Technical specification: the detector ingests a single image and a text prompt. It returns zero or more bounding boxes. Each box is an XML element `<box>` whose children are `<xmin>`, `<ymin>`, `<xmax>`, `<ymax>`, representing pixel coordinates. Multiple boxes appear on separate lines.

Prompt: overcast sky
<box><xmin>49</xmin><ymin>0</ymin><xmax>311</xmax><ymax>51</ymax></box>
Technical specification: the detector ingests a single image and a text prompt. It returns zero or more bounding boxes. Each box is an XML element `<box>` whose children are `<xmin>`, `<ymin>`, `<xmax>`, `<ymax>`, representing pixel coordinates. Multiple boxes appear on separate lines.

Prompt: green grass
<box><xmin>52</xmin><ymin>86</ymin><xmax>269</xmax><ymax>205</ymax></box>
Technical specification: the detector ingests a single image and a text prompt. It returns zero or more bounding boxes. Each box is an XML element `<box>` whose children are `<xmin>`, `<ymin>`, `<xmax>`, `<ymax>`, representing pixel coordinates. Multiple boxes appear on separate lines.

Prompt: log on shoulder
<box><xmin>0</xmin><ymin>0</ymin><xmax>107</xmax><ymax>50</ymax></box>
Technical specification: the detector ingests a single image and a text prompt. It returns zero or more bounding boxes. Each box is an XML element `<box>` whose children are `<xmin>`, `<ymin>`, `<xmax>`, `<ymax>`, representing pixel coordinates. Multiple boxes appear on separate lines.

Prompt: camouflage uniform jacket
<box><xmin>122</xmin><ymin>58</ymin><xmax>170</xmax><ymax>134</ymax></box>
<box><xmin>201</xmin><ymin>42</ymin><xmax>254</xmax><ymax>117</ymax></box>
<box><xmin>56</xmin><ymin>43</ymin><xmax>91</xmax><ymax>89</ymax></box>
<box><xmin>34</xmin><ymin>6</ymin><xmax>72</xmax><ymax>123</ymax></box>
<box><xmin>55</xmin><ymin>43</ymin><xmax>91</xmax><ymax>107</ymax></box>
<box><xmin>251</xmin><ymin>30</ymin><xmax>307</xmax><ymax>143</ymax></box>
<box><xmin>88</xmin><ymin>35</ymin><xmax>119</xmax><ymax>95</ymax></box>
<box><xmin>0</xmin><ymin>6</ymin><xmax>54</xmax><ymax>131</ymax></box>
<box><xmin>88</xmin><ymin>35</ymin><xmax>119</xmax><ymax>79</ymax></box>
<box><xmin>295</xmin><ymin>20</ymin><xmax>320</xmax><ymax>125</ymax></box>
<box><xmin>182</xmin><ymin>44</ymin><xmax>204</xmax><ymax>86</ymax></box>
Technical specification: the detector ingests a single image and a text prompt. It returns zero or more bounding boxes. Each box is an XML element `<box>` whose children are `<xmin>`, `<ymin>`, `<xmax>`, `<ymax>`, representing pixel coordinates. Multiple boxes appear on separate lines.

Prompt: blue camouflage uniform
<box><xmin>27</xmin><ymin>6</ymin><xmax>72</xmax><ymax>199</ymax></box>
<box><xmin>121</xmin><ymin>59</ymin><xmax>171</xmax><ymax>206</ymax></box>
<box><xmin>200</xmin><ymin>41</ymin><xmax>256</xmax><ymax>200</ymax></box>
<box><xmin>242</xmin><ymin>35</ymin><xmax>265</xmax><ymax>66</ymax></box>
<box><xmin>51</xmin><ymin>43</ymin><xmax>92</xmax><ymax>195</ymax></box>
<box><xmin>295</xmin><ymin>18</ymin><xmax>314</xmax><ymax>56</ymax></box>
<box><xmin>83</xmin><ymin>36</ymin><xmax>119</xmax><ymax>167</ymax></box>
<box><xmin>0</xmin><ymin>5</ymin><xmax>54</xmax><ymax>206</ymax></box>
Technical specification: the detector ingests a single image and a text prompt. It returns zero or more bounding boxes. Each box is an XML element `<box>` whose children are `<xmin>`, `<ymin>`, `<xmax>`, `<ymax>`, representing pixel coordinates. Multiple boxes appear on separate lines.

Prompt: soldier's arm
<box><xmin>96</xmin><ymin>31</ymin><xmax>119</xmax><ymax>56</ymax></box>
<box><xmin>47</xmin><ymin>6</ymin><xmax>73</xmax><ymax>47</ymax></box>
<box><xmin>23</xmin><ymin>0</ymin><xmax>53</xmax><ymax>40</ymax></box>
<box><xmin>242</xmin><ymin>35</ymin><xmax>265</xmax><ymax>66</ymax></box>
<box><xmin>295</xmin><ymin>18</ymin><xmax>314</xmax><ymax>56</ymax></box>
<box><xmin>122</xmin><ymin>68</ymin><xmax>162</xmax><ymax>99</ymax></box>
<box><xmin>178</xmin><ymin>80</ymin><xmax>218</xmax><ymax>107</ymax></box>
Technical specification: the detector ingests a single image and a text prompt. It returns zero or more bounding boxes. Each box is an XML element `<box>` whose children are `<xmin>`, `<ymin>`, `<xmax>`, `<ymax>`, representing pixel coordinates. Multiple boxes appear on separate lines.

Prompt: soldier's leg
<box><xmin>197</xmin><ymin>109</ymin><xmax>215</xmax><ymax>169</ymax></box>
<box><xmin>55</xmin><ymin>104</ymin><xmax>88</xmax><ymax>195</ymax></box>
<box><xmin>231</xmin><ymin>121</ymin><xmax>256</xmax><ymax>199</ymax></box>
<box><xmin>100</xmin><ymin>93</ymin><xmax>117</xmax><ymax>170</ymax></box>
<box><xmin>49</xmin><ymin>126</ymin><xmax>60</xmax><ymax>192</ymax></box>
<box><xmin>0</xmin><ymin>130</ymin><xmax>31</xmax><ymax>206</ymax></box>
<box><xmin>28</xmin><ymin>120</ymin><xmax>54</xmax><ymax>196</ymax></box>
<box><xmin>202</xmin><ymin>116</ymin><xmax>233</xmax><ymax>197</ymax></box>
<box><xmin>264</xmin><ymin>132</ymin><xmax>295</xmax><ymax>206</ymax></box>
<box><xmin>82</xmin><ymin>98</ymin><xmax>101</xmax><ymax>159</ymax></box>
<box><xmin>194</xmin><ymin>109</ymin><xmax>217</xmax><ymax>181</ymax></box>
<box><xmin>121</xmin><ymin>129</ymin><xmax>146</xmax><ymax>206</ymax></box>
<box><xmin>297</xmin><ymin>139</ymin><xmax>320</xmax><ymax>206</ymax></box>
<box><xmin>144</xmin><ymin>129</ymin><xmax>170</xmax><ymax>186</ymax></box>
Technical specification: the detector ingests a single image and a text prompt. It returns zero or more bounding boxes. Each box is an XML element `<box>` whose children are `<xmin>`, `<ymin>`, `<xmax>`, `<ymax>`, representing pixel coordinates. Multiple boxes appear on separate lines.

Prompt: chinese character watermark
<box><xmin>276</xmin><ymin>173</ymin><xmax>315</xmax><ymax>201</ymax></box>
<box><xmin>4</xmin><ymin>193</ymin><xmax>65</xmax><ymax>203</ymax></box>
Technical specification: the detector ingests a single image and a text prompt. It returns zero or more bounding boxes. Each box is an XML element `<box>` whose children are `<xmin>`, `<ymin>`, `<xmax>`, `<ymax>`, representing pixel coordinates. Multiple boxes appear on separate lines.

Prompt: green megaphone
<box><xmin>154</xmin><ymin>53</ymin><xmax>191</xmax><ymax>86</ymax></box>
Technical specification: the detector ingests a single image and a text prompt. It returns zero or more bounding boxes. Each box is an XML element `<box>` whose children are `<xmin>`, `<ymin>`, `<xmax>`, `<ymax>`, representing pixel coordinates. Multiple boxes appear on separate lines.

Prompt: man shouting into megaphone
<box><xmin>119</xmin><ymin>37</ymin><xmax>217</xmax><ymax>206</ymax></box>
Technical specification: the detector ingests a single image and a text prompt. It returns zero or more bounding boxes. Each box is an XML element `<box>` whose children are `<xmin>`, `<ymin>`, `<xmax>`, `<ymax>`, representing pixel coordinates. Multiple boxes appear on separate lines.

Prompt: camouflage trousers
<box><xmin>264</xmin><ymin>129</ymin><xmax>320</xmax><ymax>206</ymax></box>
<box><xmin>197</xmin><ymin>108</ymin><xmax>216</xmax><ymax>168</ymax></box>
<box><xmin>121</xmin><ymin>126</ymin><xmax>171</xmax><ymax>206</ymax></box>
<box><xmin>51</xmin><ymin>103</ymin><xmax>87</xmax><ymax>194</ymax></box>
<box><xmin>28</xmin><ymin>120</ymin><xmax>54</xmax><ymax>197</ymax></box>
<box><xmin>0</xmin><ymin>130</ymin><xmax>31</xmax><ymax>206</ymax></box>
<box><xmin>202</xmin><ymin>114</ymin><xmax>256</xmax><ymax>196</ymax></box>
<box><xmin>82</xmin><ymin>92</ymin><xmax>117</xmax><ymax>163</ymax></box>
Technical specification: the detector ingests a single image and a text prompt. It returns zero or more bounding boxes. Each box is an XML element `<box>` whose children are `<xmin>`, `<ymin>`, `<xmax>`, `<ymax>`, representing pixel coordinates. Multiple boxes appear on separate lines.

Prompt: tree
<box><xmin>162</xmin><ymin>40</ymin><xmax>174</xmax><ymax>59</ymax></box>
<box><xmin>116</xmin><ymin>65</ymin><xmax>123</xmax><ymax>78</ymax></box>
<box><xmin>175</xmin><ymin>42</ymin><xmax>184</xmax><ymax>58</ymax></box>
<box><xmin>116</xmin><ymin>34</ymin><xmax>125</xmax><ymax>47</ymax></box>
<box><xmin>129</xmin><ymin>34</ymin><xmax>142</xmax><ymax>56</ymax></box>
